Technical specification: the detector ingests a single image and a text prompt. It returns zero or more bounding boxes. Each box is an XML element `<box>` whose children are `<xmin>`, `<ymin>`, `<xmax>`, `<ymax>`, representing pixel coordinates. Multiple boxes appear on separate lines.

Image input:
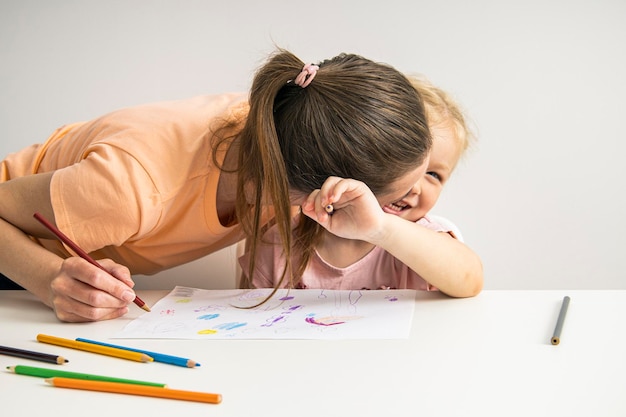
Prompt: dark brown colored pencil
<box><xmin>0</xmin><ymin>344</ymin><xmax>68</xmax><ymax>365</ymax></box>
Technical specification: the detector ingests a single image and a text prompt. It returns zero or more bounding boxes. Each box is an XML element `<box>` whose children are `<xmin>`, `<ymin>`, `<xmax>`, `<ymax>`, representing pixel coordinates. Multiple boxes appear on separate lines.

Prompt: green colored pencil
<box><xmin>6</xmin><ymin>365</ymin><xmax>166</xmax><ymax>387</ymax></box>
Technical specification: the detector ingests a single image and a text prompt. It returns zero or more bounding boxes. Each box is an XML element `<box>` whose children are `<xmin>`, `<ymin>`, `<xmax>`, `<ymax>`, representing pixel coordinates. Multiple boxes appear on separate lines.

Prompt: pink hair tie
<box><xmin>294</xmin><ymin>63</ymin><xmax>319</xmax><ymax>88</ymax></box>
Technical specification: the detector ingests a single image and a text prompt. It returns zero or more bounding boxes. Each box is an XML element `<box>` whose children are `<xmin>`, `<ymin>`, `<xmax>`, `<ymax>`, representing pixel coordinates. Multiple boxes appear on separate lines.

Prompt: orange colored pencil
<box><xmin>33</xmin><ymin>212</ymin><xmax>150</xmax><ymax>312</ymax></box>
<box><xmin>37</xmin><ymin>334</ymin><xmax>152</xmax><ymax>363</ymax></box>
<box><xmin>45</xmin><ymin>377</ymin><xmax>222</xmax><ymax>404</ymax></box>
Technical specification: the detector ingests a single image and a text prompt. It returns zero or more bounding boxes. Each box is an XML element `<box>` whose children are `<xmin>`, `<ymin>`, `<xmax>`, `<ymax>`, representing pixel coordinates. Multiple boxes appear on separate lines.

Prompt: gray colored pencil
<box><xmin>551</xmin><ymin>296</ymin><xmax>570</xmax><ymax>345</ymax></box>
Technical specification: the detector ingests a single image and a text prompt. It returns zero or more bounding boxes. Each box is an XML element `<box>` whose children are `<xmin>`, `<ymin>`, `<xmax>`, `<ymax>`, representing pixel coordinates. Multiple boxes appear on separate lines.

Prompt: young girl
<box><xmin>0</xmin><ymin>49</ymin><xmax>432</xmax><ymax>322</ymax></box>
<box><xmin>239</xmin><ymin>76</ymin><xmax>483</xmax><ymax>297</ymax></box>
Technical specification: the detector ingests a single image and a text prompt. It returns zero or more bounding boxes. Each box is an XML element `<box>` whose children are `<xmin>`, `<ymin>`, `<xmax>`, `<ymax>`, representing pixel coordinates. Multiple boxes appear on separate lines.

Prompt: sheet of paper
<box><xmin>115</xmin><ymin>286</ymin><xmax>416</xmax><ymax>340</ymax></box>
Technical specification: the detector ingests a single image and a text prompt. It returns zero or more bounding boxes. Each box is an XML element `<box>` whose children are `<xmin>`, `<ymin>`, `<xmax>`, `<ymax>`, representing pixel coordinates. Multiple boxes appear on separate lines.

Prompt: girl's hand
<box><xmin>301</xmin><ymin>177</ymin><xmax>387</xmax><ymax>242</ymax></box>
<box><xmin>48</xmin><ymin>257</ymin><xmax>136</xmax><ymax>322</ymax></box>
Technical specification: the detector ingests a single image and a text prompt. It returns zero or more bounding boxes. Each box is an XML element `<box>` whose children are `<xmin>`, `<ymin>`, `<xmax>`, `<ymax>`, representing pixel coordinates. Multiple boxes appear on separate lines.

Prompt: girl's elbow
<box><xmin>447</xmin><ymin>260</ymin><xmax>484</xmax><ymax>298</ymax></box>
<box><xmin>463</xmin><ymin>260</ymin><xmax>484</xmax><ymax>297</ymax></box>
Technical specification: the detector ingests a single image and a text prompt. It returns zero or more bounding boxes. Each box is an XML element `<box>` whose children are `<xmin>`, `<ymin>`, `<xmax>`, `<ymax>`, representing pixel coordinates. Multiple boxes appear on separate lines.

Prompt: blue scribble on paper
<box><xmin>214</xmin><ymin>322</ymin><xmax>247</xmax><ymax>330</ymax></box>
<box><xmin>197</xmin><ymin>313</ymin><xmax>220</xmax><ymax>320</ymax></box>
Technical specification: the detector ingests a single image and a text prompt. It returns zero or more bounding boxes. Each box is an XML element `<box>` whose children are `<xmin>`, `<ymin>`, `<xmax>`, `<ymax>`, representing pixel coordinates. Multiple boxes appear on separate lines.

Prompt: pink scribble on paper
<box><xmin>305</xmin><ymin>316</ymin><xmax>345</xmax><ymax>326</ymax></box>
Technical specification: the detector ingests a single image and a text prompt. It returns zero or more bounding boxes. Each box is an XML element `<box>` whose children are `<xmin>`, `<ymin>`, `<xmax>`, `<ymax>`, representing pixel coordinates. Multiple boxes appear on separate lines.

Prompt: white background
<box><xmin>2</xmin><ymin>0</ymin><xmax>625</xmax><ymax>290</ymax></box>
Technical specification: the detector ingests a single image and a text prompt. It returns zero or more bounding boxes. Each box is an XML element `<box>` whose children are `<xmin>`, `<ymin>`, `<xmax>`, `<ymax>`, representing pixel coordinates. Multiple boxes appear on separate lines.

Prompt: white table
<box><xmin>1</xmin><ymin>290</ymin><xmax>624</xmax><ymax>416</ymax></box>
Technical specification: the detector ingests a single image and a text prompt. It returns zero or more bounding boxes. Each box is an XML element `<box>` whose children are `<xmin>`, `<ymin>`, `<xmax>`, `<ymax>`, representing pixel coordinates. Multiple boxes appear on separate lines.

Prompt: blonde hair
<box><xmin>407</xmin><ymin>75</ymin><xmax>476</xmax><ymax>158</ymax></box>
<box><xmin>230</xmin><ymin>49</ymin><xmax>432</xmax><ymax>293</ymax></box>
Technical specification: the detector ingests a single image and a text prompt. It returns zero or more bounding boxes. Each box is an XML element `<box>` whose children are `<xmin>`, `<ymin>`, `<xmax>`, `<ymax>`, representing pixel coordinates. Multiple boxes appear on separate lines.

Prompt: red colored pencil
<box><xmin>33</xmin><ymin>212</ymin><xmax>150</xmax><ymax>312</ymax></box>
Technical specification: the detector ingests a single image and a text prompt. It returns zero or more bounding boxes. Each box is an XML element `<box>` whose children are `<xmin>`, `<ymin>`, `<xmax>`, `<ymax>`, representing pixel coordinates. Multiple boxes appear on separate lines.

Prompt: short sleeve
<box><xmin>238</xmin><ymin>251</ymin><xmax>276</xmax><ymax>289</ymax></box>
<box><xmin>238</xmin><ymin>224</ymin><xmax>289</xmax><ymax>289</ymax></box>
<box><xmin>50</xmin><ymin>143</ymin><xmax>162</xmax><ymax>253</ymax></box>
<box><xmin>417</xmin><ymin>215</ymin><xmax>464</xmax><ymax>242</ymax></box>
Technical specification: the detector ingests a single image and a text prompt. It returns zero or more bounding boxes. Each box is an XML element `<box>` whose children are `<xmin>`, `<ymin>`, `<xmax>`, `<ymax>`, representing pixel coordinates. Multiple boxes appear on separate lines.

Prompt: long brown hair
<box><xmin>234</xmin><ymin>49</ymin><xmax>431</xmax><ymax>293</ymax></box>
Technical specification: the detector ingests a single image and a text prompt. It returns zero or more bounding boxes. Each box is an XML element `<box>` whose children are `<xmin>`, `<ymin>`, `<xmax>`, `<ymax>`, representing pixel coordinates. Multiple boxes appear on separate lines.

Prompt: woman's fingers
<box><xmin>48</xmin><ymin>257</ymin><xmax>135</xmax><ymax>322</ymax></box>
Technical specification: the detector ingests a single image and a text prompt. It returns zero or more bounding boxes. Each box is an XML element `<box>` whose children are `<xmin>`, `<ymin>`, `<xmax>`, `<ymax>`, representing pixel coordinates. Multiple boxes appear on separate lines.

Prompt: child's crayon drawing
<box><xmin>115</xmin><ymin>287</ymin><xmax>416</xmax><ymax>340</ymax></box>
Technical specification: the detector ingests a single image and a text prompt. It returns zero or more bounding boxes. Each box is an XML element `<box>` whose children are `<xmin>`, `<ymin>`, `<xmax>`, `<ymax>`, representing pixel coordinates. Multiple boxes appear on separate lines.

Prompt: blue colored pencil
<box><xmin>75</xmin><ymin>338</ymin><xmax>200</xmax><ymax>368</ymax></box>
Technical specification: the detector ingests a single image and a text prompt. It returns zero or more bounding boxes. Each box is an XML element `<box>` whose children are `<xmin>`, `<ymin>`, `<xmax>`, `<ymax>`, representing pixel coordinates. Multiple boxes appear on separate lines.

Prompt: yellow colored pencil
<box><xmin>36</xmin><ymin>334</ymin><xmax>152</xmax><ymax>363</ymax></box>
<box><xmin>45</xmin><ymin>377</ymin><xmax>222</xmax><ymax>404</ymax></box>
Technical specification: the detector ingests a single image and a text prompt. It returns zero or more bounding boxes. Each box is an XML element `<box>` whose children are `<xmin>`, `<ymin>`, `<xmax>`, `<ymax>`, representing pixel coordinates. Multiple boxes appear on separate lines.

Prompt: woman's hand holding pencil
<box><xmin>32</xmin><ymin>212</ymin><xmax>150</xmax><ymax>322</ymax></box>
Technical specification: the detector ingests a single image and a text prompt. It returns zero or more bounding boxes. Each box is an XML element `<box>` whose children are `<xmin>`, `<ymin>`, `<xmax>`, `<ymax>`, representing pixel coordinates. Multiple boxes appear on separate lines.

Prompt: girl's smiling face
<box><xmin>382</xmin><ymin>121</ymin><xmax>462</xmax><ymax>221</ymax></box>
<box><xmin>374</xmin><ymin>155</ymin><xmax>429</xmax><ymax>210</ymax></box>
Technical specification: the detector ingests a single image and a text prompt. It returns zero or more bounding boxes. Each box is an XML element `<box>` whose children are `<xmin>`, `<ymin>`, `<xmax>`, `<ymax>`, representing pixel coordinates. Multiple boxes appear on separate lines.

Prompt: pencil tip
<box><xmin>141</xmin><ymin>305</ymin><xmax>152</xmax><ymax>312</ymax></box>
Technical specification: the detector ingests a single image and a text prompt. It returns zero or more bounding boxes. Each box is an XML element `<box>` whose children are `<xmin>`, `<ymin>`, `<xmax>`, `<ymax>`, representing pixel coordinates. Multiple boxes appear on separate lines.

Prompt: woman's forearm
<box><xmin>0</xmin><ymin>216</ymin><xmax>61</xmax><ymax>306</ymax></box>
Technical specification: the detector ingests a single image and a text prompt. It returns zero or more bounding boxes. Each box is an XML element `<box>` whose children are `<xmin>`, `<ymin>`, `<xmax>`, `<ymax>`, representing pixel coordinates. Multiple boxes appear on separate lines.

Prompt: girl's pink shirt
<box><xmin>240</xmin><ymin>216</ymin><xmax>454</xmax><ymax>291</ymax></box>
<box><xmin>2</xmin><ymin>93</ymin><xmax>250</xmax><ymax>275</ymax></box>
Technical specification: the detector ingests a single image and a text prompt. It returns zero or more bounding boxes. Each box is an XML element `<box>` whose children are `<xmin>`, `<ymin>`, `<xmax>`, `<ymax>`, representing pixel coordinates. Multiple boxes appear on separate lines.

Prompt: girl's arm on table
<box><xmin>371</xmin><ymin>214</ymin><xmax>483</xmax><ymax>297</ymax></box>
<box><xmin>302</xmin><ymin>177</ymin><xmax>483</xmax><ymax>297</ymax></box>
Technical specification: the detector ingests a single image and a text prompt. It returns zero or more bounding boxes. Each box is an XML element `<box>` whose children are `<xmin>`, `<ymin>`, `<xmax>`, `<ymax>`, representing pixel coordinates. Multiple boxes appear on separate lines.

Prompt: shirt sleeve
<box><xmin>50</xmin><ymin>143</ymin><xmax>162</xmax><ymax>253</ymax></box>
<box><xmin>238</xmin><ymin>251</ymin><xmax>275</xmax><ymax>289</ymax></box>
<box><xmin>238</xmin><ymin>223</ymin><xmax>290</xmax><ymax>289</ymax></box>
<box><xmin>417</xmin><ymin>215</ymin><xmax>462</xmax><ymax>241</ymax></box>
